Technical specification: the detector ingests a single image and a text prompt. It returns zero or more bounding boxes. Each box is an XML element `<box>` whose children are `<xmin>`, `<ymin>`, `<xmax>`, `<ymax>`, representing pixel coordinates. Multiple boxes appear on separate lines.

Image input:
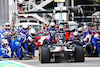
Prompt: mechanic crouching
<box><xmin>3</xmin><ymin>23</ymin><xmax>13</xmax><ymax>57</ymax></box>
<box><xmin>0</xmin><ymin>39</ymin><xmax>10</xmax><ymax>60</ymax></box>
<box><xmin>12</xmin><ymin>38</ymin><xmax>22</xmax><ymax>59</ymax></box>
<box><xmin>49</xmin><ymin>22</ymin><xmax>59</xmax><ymax>45</ymax></box>
<box><xmin>92</xmin><ymin>33</ymin><xmax>100</xmax><ymax>57</ymax></box>
<box><xmin>83</xmin><ymin>34</ymin><xmax>92</xmax><ymax>48</ymax></box>
<box><xmin>83</xmin><ymin>25</ymin><xmax>91</xmax><ymax>38</ymax></box>
<box><xmin>83</xmin><ymin>34</ymin><xmax>92</xmax><ymax>56</ymax></box>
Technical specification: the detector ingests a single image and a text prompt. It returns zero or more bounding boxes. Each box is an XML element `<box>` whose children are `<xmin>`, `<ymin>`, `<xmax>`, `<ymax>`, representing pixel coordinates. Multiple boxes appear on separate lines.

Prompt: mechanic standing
<box><xmin>70</xmin><ymin>28</ymin><xmax>76</xmax><ymax>40</ymax></box>
<box><xmin>28</xmin><ymin>28</ymin><xmax>37</xmax><ymax>58</ymax></box>
<box><xmin>78</xmin><ymin>27</ymin><xmax>84</xmax><ymax>45</ymax></box>
<box><xmin>91</xmin><ymin>23</ymin><xmax>97</xmax><ymax>37</ymax></box>
<box><xmin>92</xmin><ymin>33</ymin><xmax>100</xmax><ymax>57</ymax></box>
<box><xmin>83</xmin><ymin>25</ymin><xmax>91</xmax><ymax>38</ymax></box>
<box><xmin>58</xmin><ymin>25</ymin><xmax>65</xmax><ymax>42</ymax></box>
<box><xmin>49</xmin><ymin>22</ymin><xmax>59</xmax><ymax>44</ymax></box>
<box><xmin>19</xmin><ymin>24</ymin><xmax>29</xmax><ymax>59</ymax></box>
<box><xmin>72</xmin><ymin>31</ymin><xmax>82</xmax><ymax>46</ymax></box>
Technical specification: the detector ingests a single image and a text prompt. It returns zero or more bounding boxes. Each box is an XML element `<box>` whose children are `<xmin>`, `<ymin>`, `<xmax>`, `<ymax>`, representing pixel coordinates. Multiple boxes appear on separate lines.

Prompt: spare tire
<box><xmin>39</xmin><ymin>46</ymin><xmax>50</xmax><ymax>63</ymax></box>
<box><xmin>75</xmin><ymin>45</ymin><xmax>84</xmax><ymax>62</ymax></box>
<box><xmin>86</xmin><ymin>44</ymin><xmax>93</xmax><ymax>56</ymax></box>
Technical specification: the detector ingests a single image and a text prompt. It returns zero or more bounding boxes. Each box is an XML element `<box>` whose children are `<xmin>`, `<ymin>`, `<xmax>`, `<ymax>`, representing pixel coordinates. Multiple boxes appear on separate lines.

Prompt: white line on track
<box><xmin>6</xmin><ymin>60</ymin><xmax>36</xmax><ymax>67</ymax></box>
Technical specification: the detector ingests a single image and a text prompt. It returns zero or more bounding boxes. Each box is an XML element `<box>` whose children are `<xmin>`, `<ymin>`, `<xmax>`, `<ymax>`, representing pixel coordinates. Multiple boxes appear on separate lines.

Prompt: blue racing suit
<box><xmin>19</xmin><ymin>30</ymin><xmax>29</xmax><ymax>56</ymax></box>
<box><xmin>92</xmin><ymin>37</ymin><xmax>100</xmax><ymax>54</ymax></box>
<box><xmin>3</xmin><ymin>29</ymin><xmax>12</xmax><ymax>56</ymax></box>
<box><xmin>48</xmin><ymin>27</ymin><xmax>59</xmax><ymax>44</ymax></box>
<box><xmin>3</xmin><ymin>29</ymin><xmax>12</xmax><ymax>48</ymax></box>
<box><xmin>83</xmin><ymin>30</ymin><xmax>91</xmax><ymax>38</ymax></box>
<box><xmin>0</xmin><ymin>46</ymin><xmax>10</xmax><ymax>58</ymax></box>
<box><xmin>0</xmin><ymin>33</ymin><xmax>3</xmax><ymax>48</ymax></box>
<box><xmin>12</xmin><ymin>38</ymin><xmax>22</xmax><ymax>58</ymax></box>
<box><xmin>58</xmin><ymin>30</ymin><xmax>65</xmax><ymax>42</ymax></box>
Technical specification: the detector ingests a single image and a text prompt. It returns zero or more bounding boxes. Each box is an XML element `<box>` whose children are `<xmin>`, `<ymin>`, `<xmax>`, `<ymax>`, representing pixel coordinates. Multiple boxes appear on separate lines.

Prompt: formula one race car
<box><xmin>39</xmin><ymin>40</ymin><xmax>85</xmax><ymax>63</ymax></box>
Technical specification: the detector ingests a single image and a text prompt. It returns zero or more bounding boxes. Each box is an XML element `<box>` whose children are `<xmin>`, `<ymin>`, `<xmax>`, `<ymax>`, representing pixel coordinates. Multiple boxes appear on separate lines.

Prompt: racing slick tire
<box><xmin>39</xmin><ymin>46</ymin><xmax>50</xmax><ymax>63</ymax></box>
<box><xmin>85</xmin><ymin>44</ymin><xmax>93</xmax><ymax>57</ymax></box>
<box><xmin>75</xmin><ymin>45</ymin><xmax>84</xmax><ymax>62</ymax></box>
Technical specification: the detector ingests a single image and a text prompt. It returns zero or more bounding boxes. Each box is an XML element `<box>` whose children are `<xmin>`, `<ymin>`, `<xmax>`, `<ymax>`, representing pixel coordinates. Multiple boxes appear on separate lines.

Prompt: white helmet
<box><xmin>73</xmin><ymin>31</ymin><xmax>78</xmax><ymax>37</ymax></box>
<box><xmin>94</xmin><ymin>33</ymin><xmax>99</xmax><ymax>39</ymax></box>
<box><xmin>83</xmin><ymin>25</ymin><xmax>88</xmax><ymax>32</ymax></box>
<box><xmin>29</xmin><ymin>29</ymin><xmax>36</xmax><ymax>38</ymax></box>
<box><xmin>83</xmin><ymin>34</ymin><xmax>91</xmax><ymax>44</ymax></box>
<box><xmin>71</xmin><ymin>28</ymin><xmax>75</xmax><ymax>32</ymax></box>
<box><xmin>59</xmin><ymin>25</ymin><xmax>63</xmax><ymax>29</ymax></box>
<box><xmin>2</xmin><ymin>39</ymin><xmax>9</xmax><ymax>47</ymax></box>
<box><xmin>78</xmin><ymin>27</ymin><xmax>83</xmax><ymax>35</ymax></box>
<box><xmin>22</xmin><ymin>24</ymin><xmax>28</xmax><ymax>32</ymax></box>
<box><xmin>22</xmin><ymin>24</ymin><xmax>28</xmax><ymax>29</ymax></box>
<box><xmin>28</xmin><ymin>36</ymin><xmax>33</xmax><ymax>42</ymax></box>
<box><xmin>50</xmin><ymin>22</ymin><xmax>55</xmax><ymax>26</ymax></box>
<box><xmin>27</xmin><ymin>36</ymin><xmax>33</xmax><ymax>45</ymax></box>
<box><xmin>5</xmin><ymin>23</ymin><xmax>11</xmax><ymax>29</ymax></box>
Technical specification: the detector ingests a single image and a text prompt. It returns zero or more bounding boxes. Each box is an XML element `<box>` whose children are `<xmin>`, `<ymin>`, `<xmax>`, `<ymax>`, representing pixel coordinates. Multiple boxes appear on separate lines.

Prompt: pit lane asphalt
<box><xmin>2</xmin><ymin>50</ymin><xmax>100</xmax><ymax>67</ymax></box>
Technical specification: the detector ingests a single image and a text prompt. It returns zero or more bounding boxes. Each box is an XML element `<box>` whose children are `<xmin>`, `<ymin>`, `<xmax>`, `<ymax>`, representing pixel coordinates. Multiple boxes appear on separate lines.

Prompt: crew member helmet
<box><xmin>73</xmin><ymin>31</ymin><xmax>78</xmax><ymax>37</ymax></box>
<box><xmin>94</xmin><ymin>33</ymin><xmax>99</xmax><ymax>39</ymax></box>
<box><xmin>5</xmin><ymin>23</ymin><xmax>11</xmax><ymax>29</ymax></box>
<box><xmin>22</xmin><ymin>24</ymin><xmax>28</xmax><ymax>32</ymax></box>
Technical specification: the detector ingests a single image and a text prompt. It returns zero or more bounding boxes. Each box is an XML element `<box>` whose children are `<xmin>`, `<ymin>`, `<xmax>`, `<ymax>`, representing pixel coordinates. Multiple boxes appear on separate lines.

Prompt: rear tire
<box><xmin>75</xmin><ymin>45</ymin><xmax>84</xmax><ymax>62</ymax></box>
<box><xmin>39</xmin><ymin>46</ymin><xmax>50</xmax><ymax>63</ymax></box>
